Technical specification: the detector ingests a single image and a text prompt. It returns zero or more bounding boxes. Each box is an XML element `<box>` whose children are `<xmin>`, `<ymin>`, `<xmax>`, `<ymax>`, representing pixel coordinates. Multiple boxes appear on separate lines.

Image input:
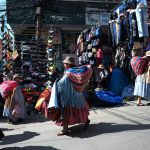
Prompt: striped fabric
<box><xmin>0</xmin><ymin>81</ymin><xmax>18</xmax><ymax>99</ymax></box>
<box><xmin>130</xmin><ymin>56</ymin><xmax>149</xmax><ymax>75</ymax></box>
<box><xmin>65</xmin><ymin>65</ymin><xmax>93</xmax><ymax>92</ymax></box>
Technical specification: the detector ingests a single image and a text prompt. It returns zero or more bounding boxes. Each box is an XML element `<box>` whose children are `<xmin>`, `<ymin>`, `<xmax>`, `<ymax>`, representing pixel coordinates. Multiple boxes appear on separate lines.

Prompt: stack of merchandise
<box><xmin>77</xmin><ymin>26</ymin><xmax>102</xmax><ymax>66</ymax></box>
<box><xmin>2</xmin><ymin>32</ymin><xmax>14</xmax><ymax>79</ymax></box>
<box><xmin>37</xmin><ymin>42</ymin><xmax>47</xmax><ymax>83</ymax></box>
<box><xmin>21</xmin><ymin>41</ymin><xmax>32</xmax><ymax>82</ymax></box>
<box><xmin>46</xmin><ymin>29</ymin><xmax>57</xmax><ymax>87</ymax></box>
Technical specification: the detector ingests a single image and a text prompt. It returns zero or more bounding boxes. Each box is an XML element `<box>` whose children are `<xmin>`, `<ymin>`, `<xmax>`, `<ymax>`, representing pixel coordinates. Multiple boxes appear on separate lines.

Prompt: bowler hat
<box><xmin>63</xmin><ymin>56</ymin><xmax>75</xmax><ymax>65</ymax></box>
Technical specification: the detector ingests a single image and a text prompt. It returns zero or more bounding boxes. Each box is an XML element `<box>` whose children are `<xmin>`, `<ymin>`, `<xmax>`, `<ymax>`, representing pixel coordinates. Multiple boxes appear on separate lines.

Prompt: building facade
<box><xmin>6</xmin><ymin>0</ymin><xmax>119</xmax><ymax>55</ymax></box>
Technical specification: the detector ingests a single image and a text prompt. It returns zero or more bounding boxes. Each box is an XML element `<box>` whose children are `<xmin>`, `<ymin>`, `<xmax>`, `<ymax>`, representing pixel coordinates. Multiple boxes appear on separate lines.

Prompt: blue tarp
<box><xmin>95</xmin><ymin>90</ymin><xmax>123</xmax><ymax>106</ymax></box>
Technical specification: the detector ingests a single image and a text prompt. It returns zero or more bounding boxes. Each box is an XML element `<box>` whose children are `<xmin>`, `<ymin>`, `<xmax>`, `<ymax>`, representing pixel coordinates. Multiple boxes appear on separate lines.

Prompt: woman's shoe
<box><xmin>83</xmin><ymin>119</ymin><xmax>90</xmax><ymax>130</ymax></box>
<box><xmin>7</xmin><ymin>118</ymin><xmax>17</xmax><ymax>124</ymax></box>
<box><xmin>57</xmin><ymin>130</ymin><xmax>70</xmax><ymax>136</ymax></box>
<box><xmin>137</xmin><ymin>103</ymin><xmax>145</xmax><ymax>106</ymax></box>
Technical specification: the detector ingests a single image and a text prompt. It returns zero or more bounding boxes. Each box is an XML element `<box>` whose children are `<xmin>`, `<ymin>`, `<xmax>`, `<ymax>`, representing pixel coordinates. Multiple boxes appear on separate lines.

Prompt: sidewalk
<box><xmin>1</xmin><ymin>100</ymin><xmax>150</xmax><ymax>150</ymax></box>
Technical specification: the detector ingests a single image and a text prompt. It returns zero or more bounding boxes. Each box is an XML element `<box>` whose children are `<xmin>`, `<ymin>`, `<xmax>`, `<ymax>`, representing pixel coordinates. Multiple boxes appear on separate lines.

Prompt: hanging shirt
<box><xmin>136</xmin><ymin>0</ymin><xmax>147</xmax><ymax>6</ymax></box>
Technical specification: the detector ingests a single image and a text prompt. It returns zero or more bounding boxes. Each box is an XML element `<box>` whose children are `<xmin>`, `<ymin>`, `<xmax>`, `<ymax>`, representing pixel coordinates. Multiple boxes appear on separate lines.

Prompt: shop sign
<box><xmin>100</xmin><ymin>12</ymin><xmax>111</xmax><ymax>26</ymax></box>
<box><xmin>86</xmin><ymin>8</ymin><xmax>110</xmax><ymax>26</ymax></box>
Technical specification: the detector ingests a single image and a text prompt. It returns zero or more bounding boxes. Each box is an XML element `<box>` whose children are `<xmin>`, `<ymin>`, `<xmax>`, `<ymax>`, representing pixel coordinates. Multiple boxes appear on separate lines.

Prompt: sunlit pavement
<box><xmin>1</xmin><ymin>100</ymin><xmax>150</xmax><ymax>150</ymax></box>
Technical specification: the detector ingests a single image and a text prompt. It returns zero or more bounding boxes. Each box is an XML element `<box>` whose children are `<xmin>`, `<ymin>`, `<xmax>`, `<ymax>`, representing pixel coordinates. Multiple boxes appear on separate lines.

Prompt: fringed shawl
<box><xmin>65</xmin><ymin>65</ymin><xmax>93</xmax><ymax>92</ymax></box>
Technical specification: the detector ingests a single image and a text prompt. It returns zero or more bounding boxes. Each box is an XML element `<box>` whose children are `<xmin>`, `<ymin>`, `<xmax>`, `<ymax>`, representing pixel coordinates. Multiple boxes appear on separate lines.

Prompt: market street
<box><xmin>1</xmin><ymin>100</ymin><xmax>150</xmax><ymax>150</ymax></box>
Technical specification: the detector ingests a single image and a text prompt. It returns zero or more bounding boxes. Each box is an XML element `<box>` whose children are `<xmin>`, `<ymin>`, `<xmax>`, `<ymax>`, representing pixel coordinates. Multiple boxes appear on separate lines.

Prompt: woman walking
<box><xmin>47</xmin><ymin>56</ymin><xmax>92</xmax><ymax>136</ymax></box>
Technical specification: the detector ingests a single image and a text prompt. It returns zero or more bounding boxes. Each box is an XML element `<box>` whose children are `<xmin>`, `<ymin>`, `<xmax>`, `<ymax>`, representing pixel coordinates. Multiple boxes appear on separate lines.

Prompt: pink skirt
<box><xmin>56</xmin><ymin>100</ymin><xmax>90</xmax><ymax>126</ymax></box>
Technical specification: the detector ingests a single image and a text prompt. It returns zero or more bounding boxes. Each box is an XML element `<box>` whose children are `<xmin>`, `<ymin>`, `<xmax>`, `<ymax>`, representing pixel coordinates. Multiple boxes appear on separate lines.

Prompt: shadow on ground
<box><xmin>0</xmin><ymin>131</ymin><xmax>39</xmax><ymax>145</ymax></box>
<box><xmin>0</xmin><ymin>113</ymin><xmax>49</xmax><ymax>125</ymax></box>
<box><xmin>67</xmin><ymin>122</ymin><xmax>150</xmax><ymax>138</ymax></box>
<box><xmin>21</xmin><ymin>113</ymin><xmax>49</xmax><ymax>124</ymax></box>
<box><xmin>0</xmin><ymin>146</ymin><xmax>60</xmax><ymax>150</ymax></box>
<box><xmin>1</xmin><ymin>128</ymin><xmax>14</xmax><ymax>131</ymax></box>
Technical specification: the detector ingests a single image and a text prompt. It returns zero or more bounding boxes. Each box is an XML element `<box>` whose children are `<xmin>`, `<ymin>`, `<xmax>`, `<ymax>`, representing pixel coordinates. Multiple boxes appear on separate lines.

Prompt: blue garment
<box><xmin>126</xmin><ymin>0</ymin><xmax>137</xmax><ymax>9</ymax></box>
<box><xmin>109</xmin><ymin>68</ymin><xmax>129</xmax><ymax>96</ymax></box>
<box><xmin>57</xmin><ymin>75</ymin><xmax>86</xmax><ymax>108</ymax></box>
<box><xmin>136</xmin><ymin>0</ymin><xmax>147</xmax><ymax>6</ymax></box>
<box><xmin>113</xmin><ymin>21</ymin><xmax>117</xmax><ymax>46</ymax></box>
<box><xmin>109</xmin><ymin>20</ymin><xmax>115</xmax><ymax>46</ymax></box>
<box><xmin>120</xmin><ymin>16</ymin><xmax>128</xmax><ymax>43</ymax></box>
<box><xmin>136</xmin><ymin>5</ymin><xmax>149</xmax><ymax>37</ymax></box>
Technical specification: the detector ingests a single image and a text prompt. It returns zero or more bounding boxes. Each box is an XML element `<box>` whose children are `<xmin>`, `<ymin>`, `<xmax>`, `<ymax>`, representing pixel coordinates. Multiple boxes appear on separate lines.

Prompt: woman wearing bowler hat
<box><xmin>48</xmin><ymin>56</ymin><xmax>91</xmax><ymax>136</ymax></box>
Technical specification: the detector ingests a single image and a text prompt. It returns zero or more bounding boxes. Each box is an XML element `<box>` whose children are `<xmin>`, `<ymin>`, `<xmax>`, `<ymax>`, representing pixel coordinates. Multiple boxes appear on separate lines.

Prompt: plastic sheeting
<box><xmin>95</xmin><ymin>90</ymin><xmax>123</xmax><ymax>106</ymax></box>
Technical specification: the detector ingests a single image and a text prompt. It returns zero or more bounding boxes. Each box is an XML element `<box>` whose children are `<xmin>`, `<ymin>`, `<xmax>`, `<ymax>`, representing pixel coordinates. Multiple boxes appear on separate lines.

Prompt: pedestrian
<box><xmin>133</xmin><ymin>50</ymin><xmax>150</xmax><ymax>106</ymax></box>
<box><xmin>48</xmin><ymin>56</ymin><xmax>92</xmax><ymax>136</ymax></box>
<box><xmin>97</xmin><ymin>64</ymin><xmax>109</xmax><ymax>90</ymax></box>
<box><xmin>2</xmin><ymin>75</ymin><xmax>27</xmax><ymax>124</ymax></box>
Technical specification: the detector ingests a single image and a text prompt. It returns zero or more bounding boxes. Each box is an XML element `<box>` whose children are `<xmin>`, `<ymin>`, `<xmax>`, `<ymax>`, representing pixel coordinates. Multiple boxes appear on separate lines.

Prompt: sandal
<box><xmin>83</xmin><ymin>119</ymin><xmax>90</xmax><ymax>130</ymax></box>
<box><xmin>57</xmin><ymin>130</ymin><xmax>70</xmax><ymax>136</ymax></box>
<box><xmin>137</xmin><ymin>103</ymin><xmax>145</xmax><ymax>106</ymax></box>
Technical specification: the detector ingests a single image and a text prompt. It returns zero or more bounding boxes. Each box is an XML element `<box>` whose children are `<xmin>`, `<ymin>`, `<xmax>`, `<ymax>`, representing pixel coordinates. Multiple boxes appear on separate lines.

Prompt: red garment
<box><xmin>55</xmin><ymin>100</ymin><xmax>90</xmax><ymax>126</ymax></box>
<box><xmin>0</xmin><ymin>81</ymin><xmax>18</xmax><ymax>99</ymax></box>
<box><xmin>96</xmin><ymin>48</ymin><xmax>103</xmax><ymax>65</ymax></box>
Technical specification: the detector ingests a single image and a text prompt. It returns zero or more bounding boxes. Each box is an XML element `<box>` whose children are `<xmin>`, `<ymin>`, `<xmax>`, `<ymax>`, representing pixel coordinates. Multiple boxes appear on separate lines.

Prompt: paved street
<box><xmin>1</xmin><ymin>100</ymin><xmax>150</xmax><ymax>150</ymax></box>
